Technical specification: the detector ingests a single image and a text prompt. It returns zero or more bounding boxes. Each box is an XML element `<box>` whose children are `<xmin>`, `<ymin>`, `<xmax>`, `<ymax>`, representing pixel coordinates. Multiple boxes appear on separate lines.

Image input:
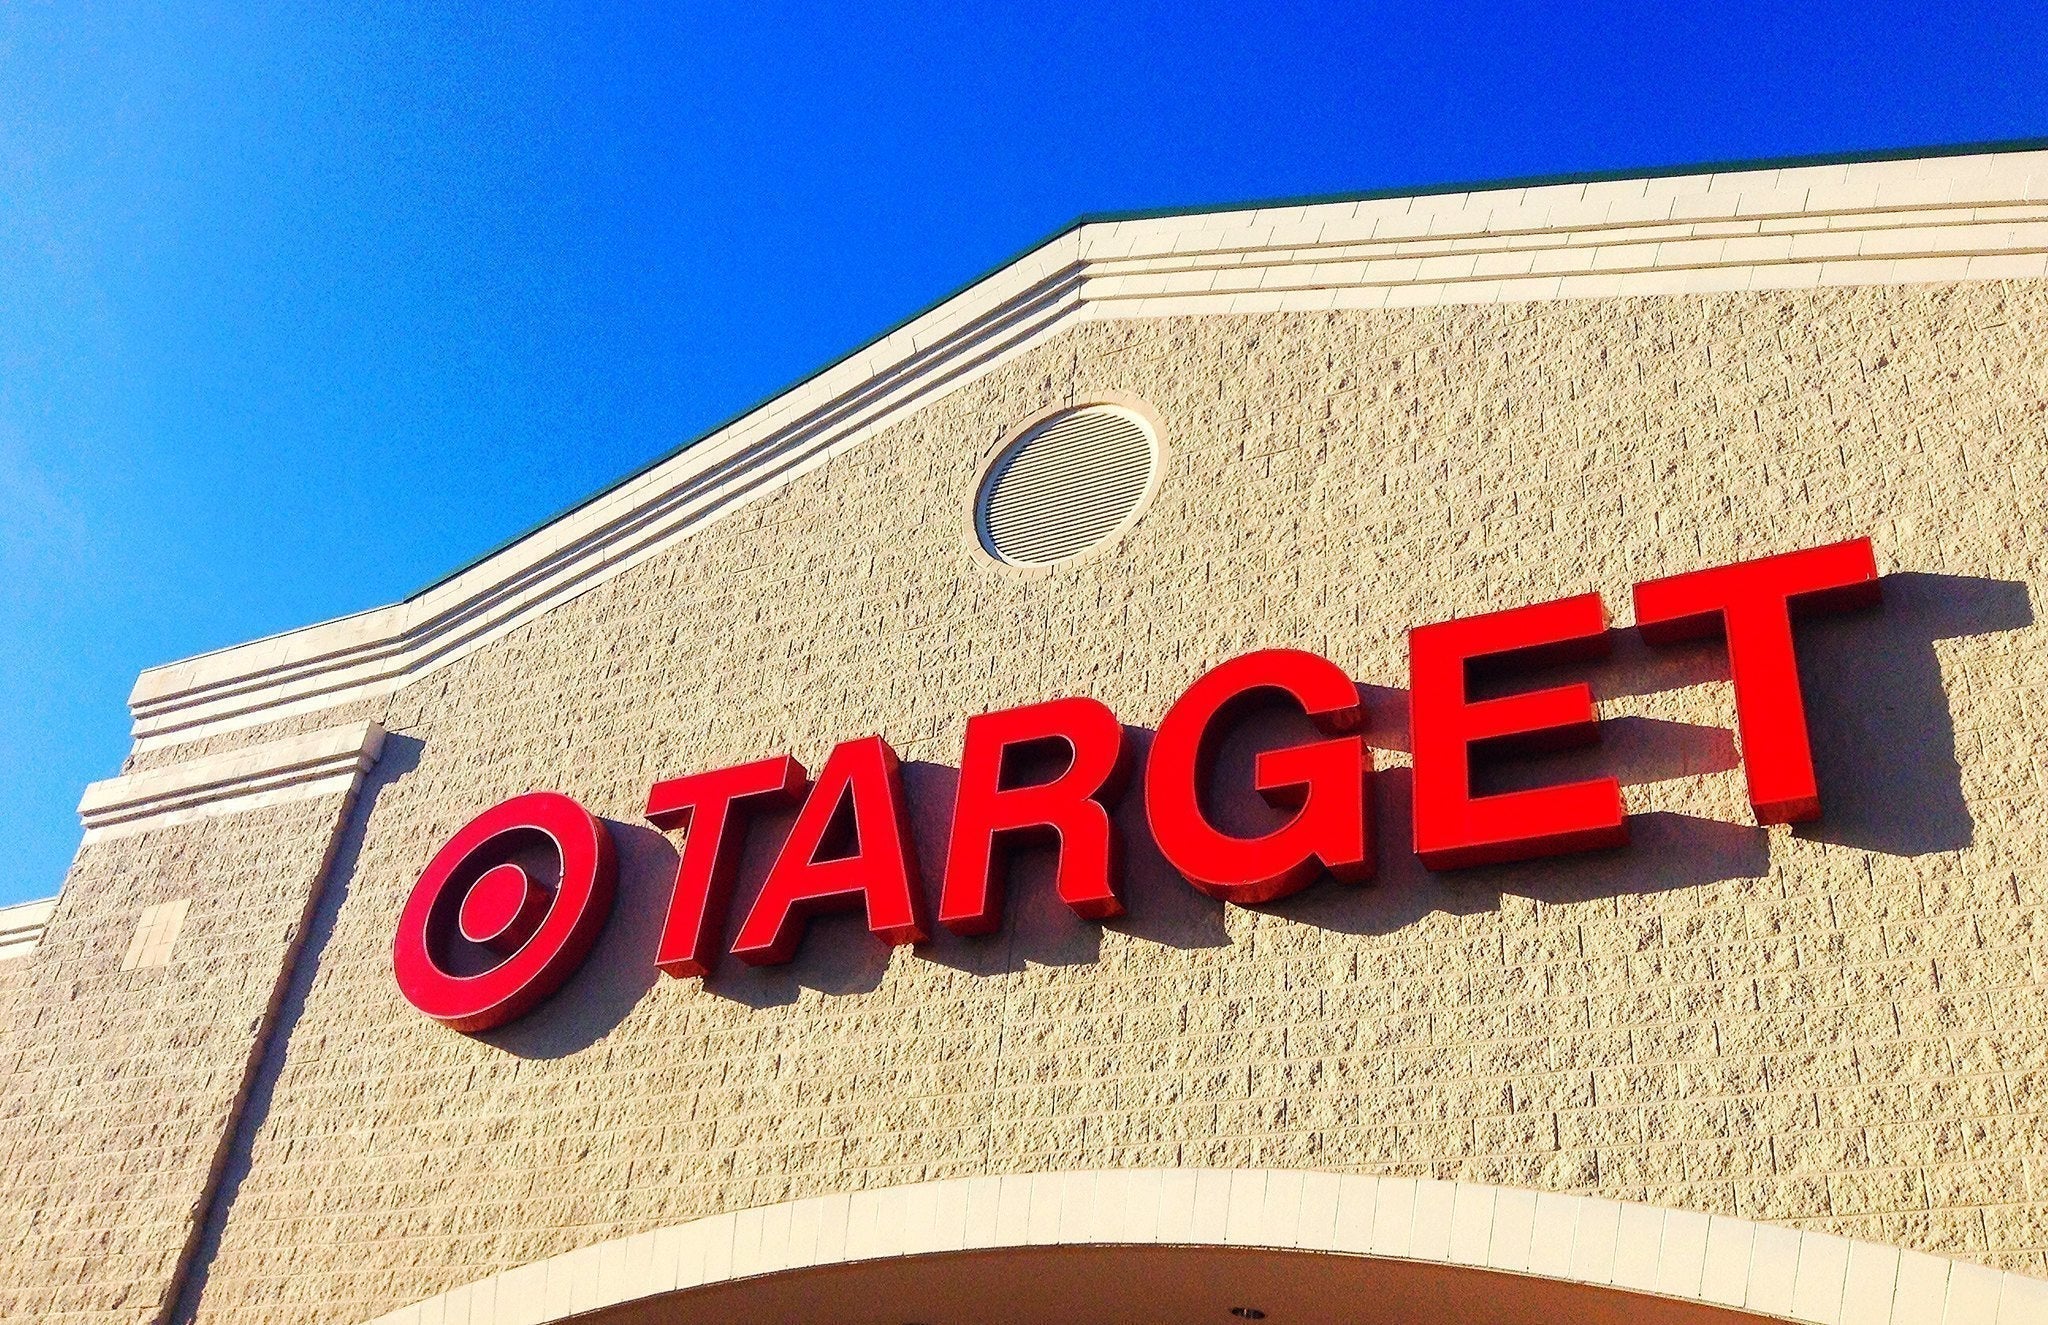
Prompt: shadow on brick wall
<box><xmin>692</xmin><ymin>795</ymin><xmax>899</xmax><ymax>1009</ymax></box>
<box><xmin>910</xmin><ymin>569</ymin><xmax>2030</xmax><ymax>974</ymax></box>
<box><xmin>678</xmin><ymin>702</ymin><xmax>1741</xmax><ymax>998</ymax></box>
<box><xmin>912</xmin><ymin>735</ymin><xmax>1237</xmax><ymax>982</ymax></box>
<box><xmin>1270</xmin><ymin>768</ymin><xmax>1770</xmax><ymax>940</ymax></box>
<box><xmin>914</xmin><ymin>685</ymin><xmax>1752</xmax><ymax>979</ymax></box>
<box><xmin>1794</xmin><ymin>571</ymin><xmax>2032</xmax><ymax>856</ymax></box>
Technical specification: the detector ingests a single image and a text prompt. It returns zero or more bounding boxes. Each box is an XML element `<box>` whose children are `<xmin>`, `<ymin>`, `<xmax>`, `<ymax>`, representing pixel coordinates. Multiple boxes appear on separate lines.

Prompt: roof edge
<box><xmin>121</xmin><ymin>136</ymin><xmax>2048</xmax><ymax>752</ymax></box>
<box><xmin>358</xmin><ymin>131</ymin><xmax>2048</xmax><ymax>610</ymax></box>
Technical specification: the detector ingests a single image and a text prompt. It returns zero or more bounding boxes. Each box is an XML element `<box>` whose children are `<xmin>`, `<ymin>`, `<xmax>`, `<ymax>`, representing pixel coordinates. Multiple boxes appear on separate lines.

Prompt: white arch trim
<box><xmin>362</xmin><ymin>1169</ymin><xmax>2048</xmax><ymax>1325</ymax></box>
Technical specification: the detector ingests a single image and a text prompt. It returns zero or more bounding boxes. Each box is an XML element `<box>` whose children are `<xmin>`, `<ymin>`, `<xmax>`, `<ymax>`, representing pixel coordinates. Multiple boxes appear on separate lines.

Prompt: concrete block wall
<box><xmin>0</xmin><ymin>794</ymin><xmax>365</xmax><ymax>1321</ymax></box>
<box><xmin>6</xmin><ymin>277</ymin><xmax>2048</xmax><ymax>1322</ymax></box>
<box><xmin>174</xmin><ymin>281</ymin><xmax>2048</xmax><ymax>1318</ymax></box>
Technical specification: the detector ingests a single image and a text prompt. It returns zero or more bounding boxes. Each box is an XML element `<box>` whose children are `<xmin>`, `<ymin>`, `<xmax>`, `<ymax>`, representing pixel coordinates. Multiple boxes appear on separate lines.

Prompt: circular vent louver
<box><xmin>975</xmin><ymin>404</ymin><xmax>1160</xmax><ymax>567</ymax></box>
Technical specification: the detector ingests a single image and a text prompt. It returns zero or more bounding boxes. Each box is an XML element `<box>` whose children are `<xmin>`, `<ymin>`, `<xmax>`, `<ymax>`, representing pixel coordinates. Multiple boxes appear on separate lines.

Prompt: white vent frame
<box><xmin>968</xmin><ymin>396</ymin><xmax>1167</xmax><ymax>573</ymax></box>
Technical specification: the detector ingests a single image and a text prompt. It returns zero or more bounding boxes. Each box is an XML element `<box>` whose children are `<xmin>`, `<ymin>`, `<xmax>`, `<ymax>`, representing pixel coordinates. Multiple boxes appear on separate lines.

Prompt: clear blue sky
<box><xmin>3</xmin><ymin>2</ymin><xmax>2043</xmax><ymax>904</ymax></box>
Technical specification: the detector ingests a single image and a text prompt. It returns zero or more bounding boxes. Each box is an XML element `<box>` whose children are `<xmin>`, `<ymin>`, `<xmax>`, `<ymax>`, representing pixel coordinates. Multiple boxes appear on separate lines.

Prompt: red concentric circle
<box><xmin>392</xmin><ymin>791</ymin><xmax>617</xmax><ymax>1032</ymax></box>
<box><xmin>457</xmin><ymin>862</ymin><xmax>547</xmax><ymax>952</ymax></box>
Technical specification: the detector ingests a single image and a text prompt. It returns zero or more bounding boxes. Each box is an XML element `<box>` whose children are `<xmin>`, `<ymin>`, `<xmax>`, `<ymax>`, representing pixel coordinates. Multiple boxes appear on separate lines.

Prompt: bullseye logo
<box><xmin>391</xmin><ymin>791</ymin><xmax>617</xmax><ymax>1032</ymax></box>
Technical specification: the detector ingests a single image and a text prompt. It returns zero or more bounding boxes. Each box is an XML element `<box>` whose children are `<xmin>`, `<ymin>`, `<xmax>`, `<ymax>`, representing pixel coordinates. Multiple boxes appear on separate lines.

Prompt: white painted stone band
<box><xmin>126</xmin><ymin>148</ymin><xmax>2048</xmax><ymax>760</ymax></box>
<box><xmin>363</xmin><ymin>1169</ymin><xmax>2048</xmax><ymax>1325</ymax></box>
<box><xmin>77</xmin><ymin>720</ymin><xmax>386</xmax><ymax>842</ymax></box>
<box><xmin>0</xmin><ymin>897</ymin><xmax>56</xmax><ymax>961</ymax></box>
<box><xmin>1081</xmin><ymin>201</ymin><xmax>2048</xmax><ymax>315</ymax></box>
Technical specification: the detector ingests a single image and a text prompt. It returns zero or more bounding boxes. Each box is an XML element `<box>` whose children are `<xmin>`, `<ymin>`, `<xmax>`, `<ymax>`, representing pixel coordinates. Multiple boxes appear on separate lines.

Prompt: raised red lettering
<box><xmin>1409</xmin><ymin>593</ymin><xmax>1625</xmax><ymax>869</ymax></box>
<box><xmin>395</xmin><ymin>541</ymin><xmax>1894</xmax><ymax>1034</ymax></box>
<box><xmin>1143</xmin><ymin>648</ymin><xmax>1370</xmax><ymax>904</ymax></box>
<box><xmin>392</xmin><ymin>791</ymin><xmax>617</xmax><ymax>1032</ymax></box>
<box><xmin>730</xmin><ymin>736</ymin><xmax>928</xmax><ymax>965</ymax></box>
<box><xmin>644</xmin><ymin>755</ymin><xmax>808</xmax><ymax>978</ymax></box>
<box><xmin>939</xmin><ymin>696</ymin><xmax>1130</xmax><ymax>934</ymax></box>
<box><xmin>1632</xmin><ymin>537</ymin><xmax>1880</xmax><ymax>824</ymax></box>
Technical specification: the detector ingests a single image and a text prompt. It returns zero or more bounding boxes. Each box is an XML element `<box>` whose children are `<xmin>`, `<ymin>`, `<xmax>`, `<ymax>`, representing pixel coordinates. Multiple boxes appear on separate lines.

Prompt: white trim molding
<box><xmin>77</xmin><ymin>720</ymin><xmax>386</xmax><ymax>843</ymax></box>
<box><xmin>127</xmin><ymin>148</ymin><xmax>2048</xmax><ymax>758</ymax></box>
<box><xmin>0</xmin><ymin>897</ymin><xmax>56</xmax><ymax>961</ymax></box>
<box><xmin>361</xmin><ymin>1168</ymin><xmax>2048</xmax><ymax>1325</ymax></box>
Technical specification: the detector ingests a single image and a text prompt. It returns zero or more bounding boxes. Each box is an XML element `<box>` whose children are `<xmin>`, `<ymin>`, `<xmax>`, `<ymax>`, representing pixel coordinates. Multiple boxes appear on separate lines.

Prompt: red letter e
<box><xmin>1410</xmin><ymin>593</ymin><xmax>1625</xmax><ymax>870</ymax></box>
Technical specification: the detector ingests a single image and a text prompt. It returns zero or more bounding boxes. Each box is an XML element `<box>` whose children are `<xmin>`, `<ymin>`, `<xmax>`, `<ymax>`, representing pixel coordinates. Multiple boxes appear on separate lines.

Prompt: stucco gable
<box><xmin>108</xmin><ymin>142</ymin><xmax>2048</xmax><ymax>781</ymax></box>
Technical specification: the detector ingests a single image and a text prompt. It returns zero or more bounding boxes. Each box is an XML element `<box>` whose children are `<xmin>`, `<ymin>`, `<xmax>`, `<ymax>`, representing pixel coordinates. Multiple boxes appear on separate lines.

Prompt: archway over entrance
<box><xmin>581</xmin><ymin>1242</ymin><xmax>1778</xmax><ymax>1324</ymax></box>
<box><xmin>365</xmin><ymin>1170</ymin><xmax>2042</xmax><ymax>1325</ymax></box>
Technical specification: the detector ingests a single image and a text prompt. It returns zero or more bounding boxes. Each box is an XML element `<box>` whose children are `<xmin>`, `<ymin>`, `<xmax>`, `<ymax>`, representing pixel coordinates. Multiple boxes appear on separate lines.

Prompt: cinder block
<box><xmin>12</xmin><ymin>184</ymin><xmax>2048</xmax><ymax>1325</ymax></box>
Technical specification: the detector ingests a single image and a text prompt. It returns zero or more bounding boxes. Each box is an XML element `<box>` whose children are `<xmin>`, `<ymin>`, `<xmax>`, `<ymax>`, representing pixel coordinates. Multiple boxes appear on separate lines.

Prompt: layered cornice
<box><xmin>119</xmin><ymin>145</ymin><xmax>2048</xmax><ymax>769</ymax></box>
<box><xmin>78</xmin><ymin>721</ymin><xmax>387</xmax><ymax>842</ymax></box>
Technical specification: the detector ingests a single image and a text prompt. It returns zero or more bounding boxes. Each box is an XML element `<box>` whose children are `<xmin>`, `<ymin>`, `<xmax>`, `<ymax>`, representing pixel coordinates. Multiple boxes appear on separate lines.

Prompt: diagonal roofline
<box><xmin>410</xmin><ymin>133</ymin><xmax>2048</xmax><ymax>603</ymax></box>
<box><xmin>112</xmin><ymin>136</ymin><xmax>2048</xmax><ymax>763</ymax></box>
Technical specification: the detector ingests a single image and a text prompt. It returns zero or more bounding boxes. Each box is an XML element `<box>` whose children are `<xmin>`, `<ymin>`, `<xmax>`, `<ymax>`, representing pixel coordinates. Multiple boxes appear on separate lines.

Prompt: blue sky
<box><xmin>3</xmin><ymin>2</ymin><xmax>2044</xmax><ymax>904</ymax></box>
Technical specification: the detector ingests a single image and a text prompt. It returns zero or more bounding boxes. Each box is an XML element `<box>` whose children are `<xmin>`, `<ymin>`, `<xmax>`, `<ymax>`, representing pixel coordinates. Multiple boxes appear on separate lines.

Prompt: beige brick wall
<box><xmin>0</xmin><ymin>795</ymin><xmax>362</xmax><ymax>1321</ymax></box>
<box><xmin>14</xmin><ymin>279</ymin><xmax>2048</xmax><ymax>1322</ymax></box>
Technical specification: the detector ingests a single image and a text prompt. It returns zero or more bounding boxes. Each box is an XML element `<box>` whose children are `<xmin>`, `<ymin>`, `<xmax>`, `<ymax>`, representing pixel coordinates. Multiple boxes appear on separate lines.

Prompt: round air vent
<box><xmin>974</xmin><ymin>403</ymin><xmax>1161</xmax><ymax>567</ymax></box>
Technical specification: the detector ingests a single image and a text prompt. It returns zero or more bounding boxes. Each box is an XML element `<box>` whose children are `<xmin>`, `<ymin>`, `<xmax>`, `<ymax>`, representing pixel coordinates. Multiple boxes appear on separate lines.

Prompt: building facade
<box><xmin>6</xmin><ymin>144</ymin><xmax>2048</xmax><ymax>1324</ymax></box>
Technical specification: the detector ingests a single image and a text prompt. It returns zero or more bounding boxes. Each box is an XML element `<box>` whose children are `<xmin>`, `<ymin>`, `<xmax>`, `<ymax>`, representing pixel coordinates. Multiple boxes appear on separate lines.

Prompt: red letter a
<box><xmin>731</xmin><ymin>736</ymin><xmax>928</xmax><ymax>966</ymax></box>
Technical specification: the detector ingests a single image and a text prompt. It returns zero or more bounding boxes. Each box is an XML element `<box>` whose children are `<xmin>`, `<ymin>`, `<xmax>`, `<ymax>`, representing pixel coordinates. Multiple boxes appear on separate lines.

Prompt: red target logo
<box><xmin>392</xmin><ymin>792</ymin><xmax>617</xmax><ymax>1032</ymax></box>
